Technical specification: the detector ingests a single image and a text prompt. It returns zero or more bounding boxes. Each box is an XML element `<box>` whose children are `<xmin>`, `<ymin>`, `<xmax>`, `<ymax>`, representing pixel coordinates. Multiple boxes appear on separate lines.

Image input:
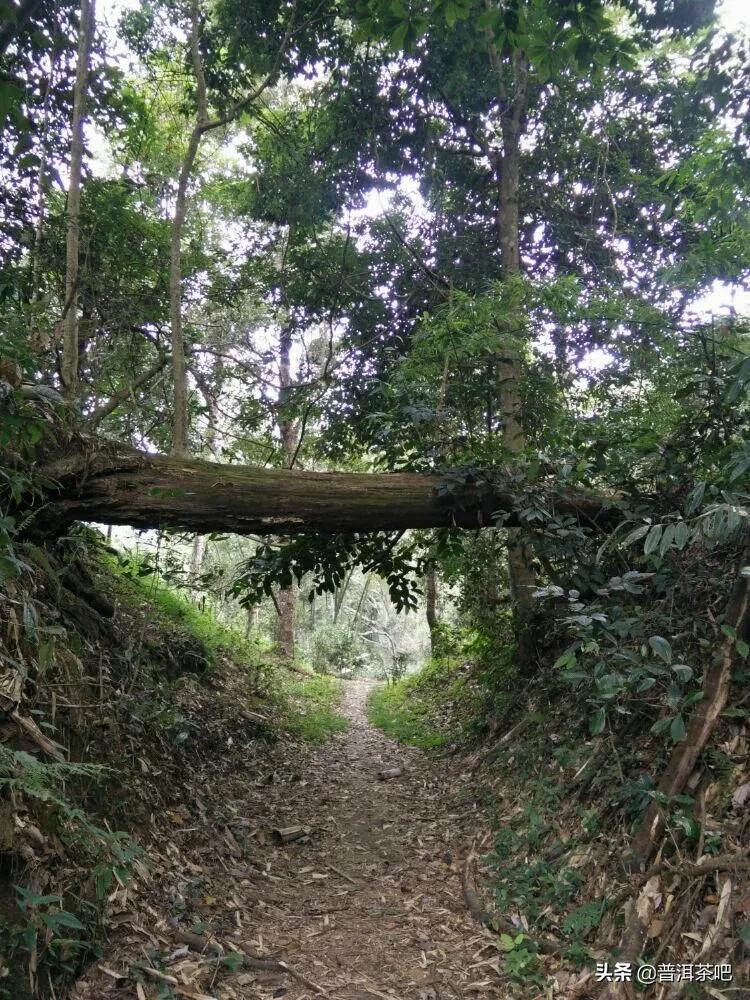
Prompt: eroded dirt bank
<box><xmin>70</xmin><ymin>681</ymin><xmax>502</xmax><ymax>1000</ymax></box>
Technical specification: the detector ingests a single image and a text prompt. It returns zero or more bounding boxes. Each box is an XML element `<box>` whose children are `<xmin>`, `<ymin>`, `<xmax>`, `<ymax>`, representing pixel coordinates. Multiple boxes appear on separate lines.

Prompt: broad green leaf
<box><xmin>651</xmin><ymin>717</ymin><xmax>672</xmax><ymax>735</ymax></box>
<box><xmin>621</xmin><ymin>524</ymin><xmax>648</xmax><ymax>547</ymax></box>
<box><xmin>588</xmin><ymin>707</ymin><xmax>606</xmax><ymax>735</ymax></box>
<box><xmin>554</xmin><ymin>648</ymin><xmax>576</xmax><ymax>669</ymax></box>
<box><xmin>648</xmin><ymin>636</ymin><xmax>672</xmax><ymax>664</ymax></box>
<box><xmin>388</xmin><ymin>20</ymin><xmax>408</xmax><ymax>50</ymax></box>
<box><xmin>670</xmin><ymin>714</ymin><xmax>686</xmax><ymax>743</ymax></box>
<box><xmin>685</xmin><ymin>481</ymin><xmax>706</xmax><ymax>515</ymax></box>
<box><xmin>673</xmin><ymin>520</ymin><xmax>689</xmax><ymax>549</ymax></box>
<box><xmin>44</xmin><ymin>910</ymin><xmax>86</xmax><ymax>931</ymax></box>
<box><xmin>659</xmin><ymin>523</ymin><xmax>676</xmax><ymax>556</ymax></box>
<box><xmin>672</xmin><ymin>663</ymin><xmax>693</xmax><ymax>680</ymax></box>
<box><xmin>644</xmin><ymin>524</ymin><xmax>662</xmax><ymax>556</ymax></box>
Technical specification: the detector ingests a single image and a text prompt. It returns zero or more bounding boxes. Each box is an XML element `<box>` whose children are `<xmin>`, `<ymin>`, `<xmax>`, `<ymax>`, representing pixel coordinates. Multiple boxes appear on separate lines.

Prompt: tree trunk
<box><xmin>350</xmin><ymin>576</ymin><xmax>371</xmax><ymax>629</ymax></box>
<box><xmin>486</xmin><ymin>36</ymin><xmax>536</xmax><ymax>663</ymax></box>
<box><xmin>245</xmin><ymin>604</ymin><xmax>258</xmax><ymax>638</ymax></box>
<box><xmin>169</xmin><ymin>0</ymin><xmax>210</xmax><ymax>457</ymax></box>
<box><xmin>170</xmin><ymin>134</ymin><xmax>200</xmax><ymax>457</ymax></box>
<box><xmin>32</xmin><ymin>441</ymin><xmax>617</xmax><ymax>537</ymax></box>
<box><xmin>168</xmin><ymin>0</ymin><xmax>295</xmax><ymax>457</ymax></box>
<box><xmin>30</xmin><ymin>49</ymin><xmax>57</xmax><ymax>321</ymax></box>
<box><xmin>190</xmin><ymin>534</ymin><xmax>207</xmax><ymax>579</ymax></box>
<box><xmin>275</xmin><ymin>585</ymin><xmax>296</xmax><ymax>659</ymax></box>
<box><xmin>425</xmin><ymin>563</ymin><xmax>438</xmax><ymax>652</ymax></box>
<box><xmin>333</xmin><ymin>566</ymin><xmax>354</xmax><ymax>623</ymax></box>
<box><xmin>187</xmin><ymin>347</ymin><xmax>224</xmax><ymax>583</ymax></box>
<box><xmin>275</xmin><ymin>320</ymin><xmax>297</xmax><ymax>659</ymax></box>
<box><xmin>60</xmin><ymin>0</ymin><xmax>95</xmax><ymax>401</ymax></box>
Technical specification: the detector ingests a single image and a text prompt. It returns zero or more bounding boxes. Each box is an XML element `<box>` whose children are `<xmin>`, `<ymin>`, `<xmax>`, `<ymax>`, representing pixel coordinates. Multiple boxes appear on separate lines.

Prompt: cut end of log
<box><xmin>272</xmin><ymin>824</ymin><xmax>312</xmax><ymax>843</ymax></box>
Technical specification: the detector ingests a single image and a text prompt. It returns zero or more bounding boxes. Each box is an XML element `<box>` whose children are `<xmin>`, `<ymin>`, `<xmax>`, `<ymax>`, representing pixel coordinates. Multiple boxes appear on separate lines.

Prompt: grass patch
<box><xmin>110</xmin><ymin>550</ymin><xmax>348</xmax><ymax>742</ymax></box>
<box><xmin>285</xmin><ymin>675</ymin><xmax>349</xmax><ymax>742</ymax></box>
<box><xmin>111</xmin><ymin>552</ymin><xmax>268</xmax><ymax>668</ymax></box>
<box><xmin>368</xmin><ymin>682</ymin><xmax>447</xmax><ymax>748</ymax></box>
<box><xmin>367</xmin><ymin>656</ymin><xmax>480</xmax><ymax>749</ymax></box>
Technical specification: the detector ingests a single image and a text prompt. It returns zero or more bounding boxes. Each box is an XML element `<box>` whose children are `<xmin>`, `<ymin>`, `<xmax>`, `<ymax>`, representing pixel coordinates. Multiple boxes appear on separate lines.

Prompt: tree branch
<box><xmin>84</xmin><ymin>352</ymin><xmax>169</xmax><ymax>429</ymax></box>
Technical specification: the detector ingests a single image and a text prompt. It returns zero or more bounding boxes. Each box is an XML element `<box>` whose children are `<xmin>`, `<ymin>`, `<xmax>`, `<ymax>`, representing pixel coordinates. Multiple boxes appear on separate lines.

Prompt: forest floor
<box><xmin>69</xmin><ymin>680</ymin><xmax>502</xmax><ymax>1000</ymax></box>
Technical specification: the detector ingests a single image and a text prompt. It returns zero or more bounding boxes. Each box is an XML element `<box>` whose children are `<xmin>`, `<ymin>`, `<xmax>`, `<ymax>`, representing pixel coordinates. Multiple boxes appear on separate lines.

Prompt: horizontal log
<box><xmin>30</xmin><ymin>441</ymin><xmax>621</xmax><ymax>537</ymax></box>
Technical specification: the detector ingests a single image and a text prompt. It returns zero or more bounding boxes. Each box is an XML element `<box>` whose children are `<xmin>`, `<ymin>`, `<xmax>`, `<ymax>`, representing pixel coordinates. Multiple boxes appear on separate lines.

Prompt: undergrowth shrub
<box><xmin>367</xmin><ymin>653</ymin><xmax>483</xmax><ymax>748</ymax></box>
<box><xmin>0</xmin><ymin>746</ymin><xmax>140</xmax><ymax>997</ymax></box>
<box><xmin>111</xmin><ymin>549</ymin><xmax>273</xmax><ymax>678</ymax></box>
<box><xmin>310</xmin><ymin>622</ymin><xmax>368</xmax><ymax>676</ymax></box>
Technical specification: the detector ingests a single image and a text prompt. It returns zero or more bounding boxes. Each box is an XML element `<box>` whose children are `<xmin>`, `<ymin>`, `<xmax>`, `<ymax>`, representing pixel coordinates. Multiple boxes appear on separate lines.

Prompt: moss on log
<box><xmin>30</xmin><ymin>442</ymin><xmax>620</xmax><ymax>537</ymax></box>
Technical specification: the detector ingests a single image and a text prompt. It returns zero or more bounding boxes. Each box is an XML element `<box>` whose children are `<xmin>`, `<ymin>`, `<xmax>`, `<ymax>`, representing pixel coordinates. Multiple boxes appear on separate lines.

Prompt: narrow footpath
<box><xmin>72</xmin><ymin>682</ymin><xmax>503</xmax><ymax>1000</ymax></box>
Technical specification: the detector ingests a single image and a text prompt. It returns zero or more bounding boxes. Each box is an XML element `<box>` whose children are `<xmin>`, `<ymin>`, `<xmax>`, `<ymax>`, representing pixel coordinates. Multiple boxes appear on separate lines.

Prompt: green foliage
<box><xmin>657</xmin><ymin>128</ymin><xmax>750</xmax><ymax>289</ymax></box>
<box><xmin>352</xmin><ymin>0</ymin><xmax>637</xmax><ymax>80</ymax></box>
<box><xmin>0</xmin><ymin>379</ymin><xmax>49</xmax><ymax>587</ymax></box>
<box><xmin>536</xmin><ymin>566</ymin><xmax>712</xmax><ymax>750</ymax></box>
<box><xmin>285</xmin><ymin>675</ymin><xmax>349</xmax><ymax>742</ymax></box>
<box><xmin>561</xmin><ymin>901</ymin><xmax>604</xmax><ymax>940</ymax></box>
<box><xmin>310</xmin><ymin>622</ymin><xmax>368</xmax><ymax>676</ymax></box>
<box><xmin>367</xmin><ymin>654</ymin><xmax>481</xmax><ymax>748</ymax></box>
<box><xmin>113</xmin><ymin>551</ymin><xmax>268</xmax><ymax>669</ymax></box>
<box><xmin>0</xmin><ymin>747</ymin><xmax>140</xmax><ymax>995</ymax></box>
<box><xmin>491</xmin><ymin>852</ymin><xmax>582</xmax><ymax>928</ymax></box>
<box><xmin>498</xmin><ymin>932</ymin><xmax>542</xmax><ymax>983</ymax></box>
<box><xmin>233</xmin><ymin>532</ymin><xmax>426</xmax><ymax>613</ymax></box>
<box><xmin>0</xmin><ymin>744</ymin><xmax>101</xmax><ymax>805</ymax></box>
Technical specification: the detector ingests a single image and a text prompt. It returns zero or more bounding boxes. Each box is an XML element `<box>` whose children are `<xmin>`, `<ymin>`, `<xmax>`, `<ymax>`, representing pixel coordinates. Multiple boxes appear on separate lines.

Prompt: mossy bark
<box><xmin>34</xmin><ymin>443</ymin><xmax>618</xmax><ymax>537</ymax></box>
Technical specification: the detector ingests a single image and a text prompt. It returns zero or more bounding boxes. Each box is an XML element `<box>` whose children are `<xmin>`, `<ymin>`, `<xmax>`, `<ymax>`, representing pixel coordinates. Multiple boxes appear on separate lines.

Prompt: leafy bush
<box><xmin>0</xmin><ymin>745</ymin><xmax>140</xmax><ymax>996</ymax></box>
<box><xmin>310</xmin><ymin>622</ymin><xmax>368</xmax><ymax>676</ymax></box>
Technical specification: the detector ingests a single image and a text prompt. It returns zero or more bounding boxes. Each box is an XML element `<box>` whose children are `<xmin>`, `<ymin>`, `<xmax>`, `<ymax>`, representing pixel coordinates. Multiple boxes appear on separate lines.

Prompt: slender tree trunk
<box><xmin>350</xmin><ymin>576</ymin><xmax>371</xmax><ymax>629</ymax></box>
<box><xmin>276</xmin><ymin>581</ymin><xmax>296</xmax><ymax>658</ymax></box>
<box><xmin>61</xmin><ymin>0</ymin><xmax>94</xmax><ymax>400</ymax></box>
<box><xmin>485</xmin><ymin>35</ymin><xmax>536</xmax><ymax>663</ymax></box>
<box><xmin>30</xmin><ymin>49</ymin><xmax>57</xmax><ymax>322</ymax></box>
<box><xmin>190</xmin><ymin>534</ymin><xmax>207</xmax><ymax>578</ymax></box>
<box><xmin>275</xmin><ymin>320</ymin><xmax>297</xmax><ymax>659</ymax></box>
<box><xmin>333</xmin><ymin>566</ymin><xmax>354</xmax><ymax>623</ymax></box>
<box><xmin>188</xmin><ymin>352</ymin><xmax>224</xmax><ymax>580</ymax></box>
<box><xmin>170</xmin><ymin>131</ymin><xmax>200</xmax><ymax>456</ymax></box>
<box><xmin>425</xmin><ymin>563</ymin><xmax>438</xmax><ymax>652</ymax></box>
<box><xmin>168</xmin><ymin>0</ymin><xmax>295</xmax><ymax>457</ymax></box>
<box><xmin>245</xmin><ymin>604</ymin><xmax>258</xmax><ymax>639</ymax></box>
<box><xmin>170</xmin><ymin>0</ymin><xmax>209</xmax><ymax>457</ymax></box>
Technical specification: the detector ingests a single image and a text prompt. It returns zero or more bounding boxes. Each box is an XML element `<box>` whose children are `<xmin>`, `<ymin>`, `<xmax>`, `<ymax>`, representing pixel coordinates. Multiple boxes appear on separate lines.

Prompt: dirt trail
<box><xmin>237</xmin><ymin>681</ymin><xmax>493</xmax><ymax>999</ymax></box>
<box><xmin>72</xmin><ymin>681</ymin><xmax>500</xmax><ymax>1000</ymax></box>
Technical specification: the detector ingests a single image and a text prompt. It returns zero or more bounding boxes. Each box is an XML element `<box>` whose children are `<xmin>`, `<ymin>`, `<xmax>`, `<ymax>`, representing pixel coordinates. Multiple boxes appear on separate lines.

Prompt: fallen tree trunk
<box><xmin>29</xmin><ymin>440</ymin><xmax>620</xmax><ymax>537</ymax></box>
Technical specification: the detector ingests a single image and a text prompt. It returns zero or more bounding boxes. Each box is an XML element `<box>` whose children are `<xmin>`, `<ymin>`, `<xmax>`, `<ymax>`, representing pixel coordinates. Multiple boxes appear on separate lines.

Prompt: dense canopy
<box><xmin>1</xmin><ymin>0</ymin><xmax>750</xmax><ymax>991</ymax></box>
